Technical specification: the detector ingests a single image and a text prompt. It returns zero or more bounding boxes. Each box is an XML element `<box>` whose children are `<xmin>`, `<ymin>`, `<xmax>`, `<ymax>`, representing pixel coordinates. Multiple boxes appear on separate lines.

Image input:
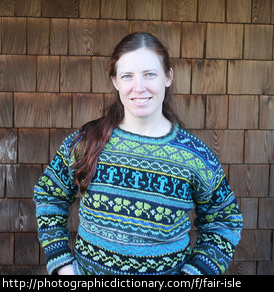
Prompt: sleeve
<box><xmin>181</xmin><ymin>168</ymin><xmax>243</xmax><ymax>275</ymax></box>
<box><xmin>33</xmin><ymin>136</ymin><xmax>78</xmax><ymax>275</ymax></box>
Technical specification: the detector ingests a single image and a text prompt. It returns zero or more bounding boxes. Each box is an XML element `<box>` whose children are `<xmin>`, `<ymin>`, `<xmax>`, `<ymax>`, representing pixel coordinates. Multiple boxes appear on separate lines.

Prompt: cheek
<box><xmin>117</xmin><ymin>82</ymin><xmax>133</xmax><ymax>95</ymax></box>
<box><xmin>151</xmin><ymin>83</ymin><xmax>166</xmax><ymax>100</ymax></box>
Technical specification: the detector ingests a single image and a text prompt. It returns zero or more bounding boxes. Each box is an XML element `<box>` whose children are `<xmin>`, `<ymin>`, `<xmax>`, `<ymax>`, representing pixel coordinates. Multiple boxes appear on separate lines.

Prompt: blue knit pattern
<box><xmin>34</xmin><ymin>124</ymin><xmax>243</xmax><ymax>275</ymax></box>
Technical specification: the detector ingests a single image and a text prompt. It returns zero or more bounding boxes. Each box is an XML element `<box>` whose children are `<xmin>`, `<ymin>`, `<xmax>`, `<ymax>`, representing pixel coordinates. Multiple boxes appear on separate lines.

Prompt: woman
<box><xmin>34</xmin><ymin>32</ymin><xmax>243</xmax><ymax>275</ymax></box>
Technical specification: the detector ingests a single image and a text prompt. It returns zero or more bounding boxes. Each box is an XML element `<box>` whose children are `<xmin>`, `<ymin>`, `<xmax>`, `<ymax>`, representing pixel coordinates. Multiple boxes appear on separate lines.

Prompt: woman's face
<box><xmin>112</xmin><ymin>48</ymin><xmax>173</xmax><ymax>122</ymax></box>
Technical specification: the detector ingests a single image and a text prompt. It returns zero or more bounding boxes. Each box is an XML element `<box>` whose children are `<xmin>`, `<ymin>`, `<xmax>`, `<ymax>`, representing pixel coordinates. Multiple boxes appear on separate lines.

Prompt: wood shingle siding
<box><xmin>0</xmin><ymin>0</ymin><xmax>273</xmax><ymax>275</ymax></box>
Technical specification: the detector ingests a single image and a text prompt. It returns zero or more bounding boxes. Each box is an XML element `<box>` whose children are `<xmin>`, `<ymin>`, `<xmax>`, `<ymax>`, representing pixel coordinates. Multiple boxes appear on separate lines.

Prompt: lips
<box><xmin>131</xmin><ymin>97</ymin><xmax>152</xmax><ymax>104</ymax></box>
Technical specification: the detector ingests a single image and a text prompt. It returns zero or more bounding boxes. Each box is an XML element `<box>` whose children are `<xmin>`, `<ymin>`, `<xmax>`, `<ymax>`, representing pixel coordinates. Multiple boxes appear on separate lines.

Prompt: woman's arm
<box><xmin>181</xmin><ymin>170</ymin><xmax>243</xmax><ymax>275</ymax></box>
<box><xmin>34</xmin><ymin>135</ymin><xmax>78</xmax><ymax>275</ymax></box>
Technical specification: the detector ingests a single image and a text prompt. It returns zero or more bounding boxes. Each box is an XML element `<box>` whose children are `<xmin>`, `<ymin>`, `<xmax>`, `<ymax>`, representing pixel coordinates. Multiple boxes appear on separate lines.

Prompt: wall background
<box><xmin>0</xmin><ymin>0</ymin><xmax>273</xmax><ymax>275</ymax></box>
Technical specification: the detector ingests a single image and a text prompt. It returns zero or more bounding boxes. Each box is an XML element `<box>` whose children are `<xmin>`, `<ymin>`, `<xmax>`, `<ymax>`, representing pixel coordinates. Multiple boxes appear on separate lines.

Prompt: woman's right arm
<box><xmin>34</xmin><ymin>135</ymin><xmax>79</xmax><ymax>275</ymax></box>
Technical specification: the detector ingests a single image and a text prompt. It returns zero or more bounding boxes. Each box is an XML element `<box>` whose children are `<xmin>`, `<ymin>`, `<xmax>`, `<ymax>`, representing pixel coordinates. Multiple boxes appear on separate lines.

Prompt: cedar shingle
<box><xmin>226</xmin><ymin>0</ymin><xmax>251</xmax><ymax>23</ymax></box>
<box><xmin>224</xmin><ymin>261</ymin><xmax>256</xmax><ymax>275</ymax></box>
<box><xmin>191</xmin><ymin>130</ymin><xmax>244</xmax><ymax>163</ymax></box>
<box><xmin>128</xmin><ymin>0</ymin><xmax>162</xmax><ymax>20</ymax></box>
<box><xmin>206</xmin><ymin>23</ymin><xmax>243</xmax><ymax>59</ymax></box>
<box><xmin>15</xmin><ymin>233</ymin><xmax>40</xmax><ymax>265</ymax></box>
<box><xmin>6</xmin><ymin>164</ymin><xmax>42</xmax><ymax>198</ymax></box>
<box><xmin>240</xmin><ymin>198</ymin><xmax>258</xmax><ymax>229</ymax></box>
<box><xmin>206</xmin><ymin>95</ymin><xmax>228</xmax><ymax>129</ymax></box>
<box><xmin>234</xmin><ymin>230</ymin><xmax>272</xmax><ymax>261</ymax></box>
<box><xmin>37</xmin><ymin>56</ymin><xmax>59</xmax><ymax>92</ymax></box>
<box><xmin>14</xmin><ymin>93</ymin><xmax>71</xmax><ymax>128</ymax></box>
<box><xmin>0</xmin><ymin>129</ymin><xmax>17</xmax><ymax>163</ymax></box>
<box><xmin>228</xmin><ymin>95</ymin><xmax>259</xmax><ymax>129</ymax></box>
<box><xmin>101</xmin><ymin>0</ymin><xmax>126</xmax><ymax>19</ymax></box>
<box><xmin>271</xmin><ymin>0</ymin><xmax>274</xmax><ymax>24</ymax></box>
<box><xmin>60</xmin><ymin>56</ymin><xmax>91</xmax><ymax>92</ymax></box>
<box><xmin>0</xmin><ymin>0</ymin><xmax>15</xmax><ymax>16</ymax></box>
<box><xmin>170</xmin><ymin>59</ymin><xmax>191</xmax><ymax>94</ymax></box>
<box><xmin>163</xmin><ymin>0</ymin><xmax>197</xmax><ymax>21</ymax></box>
<box><xmin>0</xmin><ymin>55</ymin><xmax>36</xmax><ymax>92</ymax></box>
<box><xmin>217</xmin><ymin>130</ymin><xmax>244</xmax><ymax>163</ymax></box>
<box><xmin>270</xmin><ymin>165</ymin><xmax>274</xmax><ymax>197</ymax></box>
<box><xmin>258</xmin><ymin>198</ymin><xmax>274</xmax><ymax>229</ymax></box>
<box><xmin>50</xmin><ymin>19</ymin><xmax>68</xmax><ymax>55</ymax></box>
<box><xmin>181</xmin><ymin>22</ymin><xmax>205</xmax><ymax>58</ymax></box>
<box><xmin>0</xmin><ymin>165</ymin><xmax>5</xmax><ymax>198</ymax></box>
<box><xmin>0</xmin><ymin>19</ymin><xmax>1</xmax><ymax>54</ymax></box>
<box><xmin>257</xmin><ymin>261</ymin><xmax>274</xmax><ymax>275</ymax></box>
<box><xmin>0</xmin><ymin>233</ymin><xmax>14</xmax><ymax>265</ymax></box>
<box><xmin>0</xmin><ymin>199</ymin><xmax>18</xmax><ymax>231</ymax></box>
<box><xmin>192</xmin><ymin>59</ymin><xmax>227</xmax><ymax>94</ymax></box>
<box><xmin>244</xmin><ymin>130</ymin><xmax>272</xmax><ymax>163</ymax></box>
<box><xmin>16</xmin><ymin>199</ymin><xmax>37</xmax><ymax>232</ymax></box>
<box><xmin>73</xmin><ymin>93</ymin><xmax>104</xmax><ymax>128</ymax></box>
<box><xmin>273</xmin><ymin>232</ymin><xmax>274</xmax><ymax>261</ymax></box>
<box><xmin>104</xmin><ymin>93</ymin><xmax>116</xmax><ymax>113</ymax></box>
<box><xmin>229</xmin><ymin>164</ymin><xmax>270</xmax><ymax>198</ymax></box>
<box><xmin>79</xmin><ymin>0</ymin><xmax>100</xmax><ymax>18</ymax></box>
<box><xmin>18</xmin><ymin>129</ymin><xmax>49</xmax><ymax>164</ymax></box>
<box><xmin>42</xmin><ymin>0</ymin><xmax>78</xmax><ymax>18</ymax></box>
<box><xmin>69</xmin><ymin>19</ymin><xmax>129</xmax><ymax>56</ymax></box>
<box><xmin>0</xmin><ymin>92</ymin><xmax>13</xmax><ymax>127</ymax></box>
<box><xmin>174</xmin><ymin>95</ymin><xmax>205</xmax><ymax>129</ymax></box>
<box><xmin>244</xmin><ymin>24</ymin><xmax>273</xmax><ymax>59</ymax></box>
<box><xmin>92</xmin><ymin>57</ymin><xmax>113</xmax><ymax>93</ymax></box>
<box><xmin>27</xmin><ymin>18</ymin><xmax>49</xmax><ymax>55</ymax></box>
<box><xmin>69</xmin><ymin>19</ymin><xmax>96</xmax><ymax>56</ymax></box>
<box><xmin>198</xmin><ymin>0</ymin><xmax>225</xmax><ymax>22</ymax></box>
<box><xmin>228</xmin><ymin>60</ymin><xmax>274</xmax><ymax>95</ymax></box>
<box><xmin>252</xmin><ymin>0</ymin><xmax>272</xmax><ymax>23</ymax></box>
<box><xmin>2</xmin><ymin>17</ymin><xmax>26</xmax><ymax>54</ymax></box>
<box><xmin>16</xmin><ymin>0</ymin><xmax>41</xmax><ymax>17</ymax></box>
<box><xmin>259</xmin><ymin>95</ymin><xmax>274</xmax><ymax>129</ymax></box>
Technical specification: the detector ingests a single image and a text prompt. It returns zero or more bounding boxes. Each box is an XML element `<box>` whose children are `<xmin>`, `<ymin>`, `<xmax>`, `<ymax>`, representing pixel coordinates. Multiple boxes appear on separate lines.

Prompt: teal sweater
<box><xmin>34</xmin><ymin>124</ymin><xmax>243</xmax><ymax>275</ymax></box>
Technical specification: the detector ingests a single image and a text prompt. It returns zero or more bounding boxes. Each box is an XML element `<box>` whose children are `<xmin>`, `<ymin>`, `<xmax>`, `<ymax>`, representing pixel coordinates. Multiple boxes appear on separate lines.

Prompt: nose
<box><xmin>133</xmin><ymin>76</ymin><xmax>145</xmax><ymax>93</ymax></box>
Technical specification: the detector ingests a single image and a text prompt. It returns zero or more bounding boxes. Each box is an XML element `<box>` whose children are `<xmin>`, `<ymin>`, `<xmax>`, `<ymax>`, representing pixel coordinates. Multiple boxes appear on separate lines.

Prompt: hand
<box><xmin>57</xmin><ymin>264</ymin><xmax>74</xmax><ymax>275</ymax></box>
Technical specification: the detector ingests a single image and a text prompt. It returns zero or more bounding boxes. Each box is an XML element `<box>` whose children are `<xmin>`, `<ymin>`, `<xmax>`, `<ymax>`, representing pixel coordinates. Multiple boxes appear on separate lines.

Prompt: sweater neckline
<box><xmin>113</xmin><ymin>123</ymin><xmax>179</xmax><ymax>144</ymax></box>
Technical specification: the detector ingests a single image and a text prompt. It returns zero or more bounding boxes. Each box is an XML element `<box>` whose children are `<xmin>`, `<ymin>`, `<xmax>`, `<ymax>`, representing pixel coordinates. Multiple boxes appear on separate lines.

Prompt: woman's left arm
<box><xmin>181</xmin><ymin>169</ymin><xmax>243</xmax><ymax>275</ymax></box>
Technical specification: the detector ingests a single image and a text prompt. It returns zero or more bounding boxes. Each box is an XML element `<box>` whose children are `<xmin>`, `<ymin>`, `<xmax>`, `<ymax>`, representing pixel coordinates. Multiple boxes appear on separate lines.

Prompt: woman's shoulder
<box><xmin>174</xmin><ymin>126</ymin><xmax>221</xmax><ymax>170</ymax></box>
<box><xmin>63</xmin><ymin>129</ymin><xmax>80</xmax><ymax>147</ymax></box>
<box><xmin>63</xmin><ymin>119</ymin><xmax>98</xmax><ymax>148</ymax></box>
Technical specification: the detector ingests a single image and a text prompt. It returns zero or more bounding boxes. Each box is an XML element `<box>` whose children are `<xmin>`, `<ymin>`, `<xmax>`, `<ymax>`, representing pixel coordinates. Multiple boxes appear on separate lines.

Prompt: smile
<box><xmin>132</xmin><ymin>97</ymin><xmax>152</xmax><ymax>104</ymax></box>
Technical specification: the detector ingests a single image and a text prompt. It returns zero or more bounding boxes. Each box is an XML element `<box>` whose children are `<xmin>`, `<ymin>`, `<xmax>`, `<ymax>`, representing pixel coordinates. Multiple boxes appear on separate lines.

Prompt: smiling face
<box><xmin>111</xmin><ymin>48</ymin><xmax>173</xmax><ymax>124</ymax></box>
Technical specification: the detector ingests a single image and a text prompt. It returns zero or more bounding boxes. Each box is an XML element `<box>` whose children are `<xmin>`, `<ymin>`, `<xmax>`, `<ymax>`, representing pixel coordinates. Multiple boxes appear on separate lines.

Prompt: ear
<box><xmin>111</xmin><ymin>76</ymin><xmax>119</xmax><ymax>91</ymax></box>
<box><xmin>165</xmin><ymin>68</ymin><xmax>173</xmax><ymax>88</ymax></box>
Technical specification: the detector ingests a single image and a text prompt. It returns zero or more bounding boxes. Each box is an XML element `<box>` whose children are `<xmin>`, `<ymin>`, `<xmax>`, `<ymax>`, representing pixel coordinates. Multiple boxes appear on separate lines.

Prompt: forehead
<box><xmin>116</xmin><ymin>48</ymin><xmax>164</xmax><ymax>73</ymax></box>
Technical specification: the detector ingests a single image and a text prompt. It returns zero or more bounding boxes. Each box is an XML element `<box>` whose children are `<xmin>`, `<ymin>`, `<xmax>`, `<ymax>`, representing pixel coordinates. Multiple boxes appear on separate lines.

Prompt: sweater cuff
<box><xmin>181</xmin><ymin>262</ymin><xmax>203</xmax><ymax>275</ymax></box>
<box><xmin>47</xmin><ymin>251</ymin><xmax>75</xmax><ymax>275</ymax></box>
<box><xmin>181</xmin><ymin>249</ymin><xmax>225</xmax><ymax>275</ymax></box>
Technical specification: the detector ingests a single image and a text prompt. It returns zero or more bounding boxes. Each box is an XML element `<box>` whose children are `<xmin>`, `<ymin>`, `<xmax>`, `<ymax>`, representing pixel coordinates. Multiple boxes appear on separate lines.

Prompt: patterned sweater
<box><xmin>34</xmin><ymin>124</ymin><xmax>243</xmax><ymax>275</ymax></box>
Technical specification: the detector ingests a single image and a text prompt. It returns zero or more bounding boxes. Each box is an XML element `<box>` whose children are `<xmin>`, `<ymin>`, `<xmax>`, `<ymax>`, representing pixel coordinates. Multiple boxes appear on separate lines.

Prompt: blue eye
<box><xmin>146</xmin><ymin>73</ymin><xmax>156</xmax><ymax>78</ymax></box>
<box><xmin>121</xmin><ymin>75</ymin><xmax>132</xmax><ymax>79</ymax></box>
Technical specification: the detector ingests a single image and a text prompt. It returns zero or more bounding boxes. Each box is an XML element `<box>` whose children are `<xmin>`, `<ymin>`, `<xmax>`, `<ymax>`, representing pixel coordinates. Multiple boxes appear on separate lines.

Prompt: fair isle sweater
<box><xmin>34</xmin><ymin>124</ymin><xmax>243</xmax><ymax>275</ymax></box>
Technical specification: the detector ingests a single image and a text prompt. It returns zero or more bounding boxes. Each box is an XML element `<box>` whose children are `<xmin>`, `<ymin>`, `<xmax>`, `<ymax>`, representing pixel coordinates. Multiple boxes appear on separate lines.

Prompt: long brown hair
<box><xmin>71</xmin><ymin>32</ymin><xmax>184</xmax><ymax>194</ymax></box>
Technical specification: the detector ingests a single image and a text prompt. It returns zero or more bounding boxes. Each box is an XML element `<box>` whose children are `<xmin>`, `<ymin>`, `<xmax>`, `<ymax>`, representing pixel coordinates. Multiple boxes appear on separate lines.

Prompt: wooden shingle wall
<box><xmin>0</xmin><ymin>0</ymin><xmax>273</xmax><ymax>275</ymax></box>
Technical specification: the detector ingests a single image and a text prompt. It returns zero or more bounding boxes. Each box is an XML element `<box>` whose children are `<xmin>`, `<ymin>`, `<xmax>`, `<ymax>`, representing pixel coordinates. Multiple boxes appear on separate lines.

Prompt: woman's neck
<box><xmin>119</xmin><ymin>114</ymin><xmax>172</xmax><ymax>138</ymax></box>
